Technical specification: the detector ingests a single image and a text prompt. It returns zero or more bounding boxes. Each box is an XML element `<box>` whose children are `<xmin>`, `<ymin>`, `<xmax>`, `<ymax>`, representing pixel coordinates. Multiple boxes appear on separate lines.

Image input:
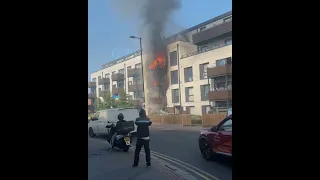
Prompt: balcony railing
<box><xmin>181</xmin><ymin>43</ymin><xmax>231</xmax><ymax>59</ymax></box>
<box><xmin>88</xmin><ymin>82</ymin><xmax>96</xmax><ymax>88</ymax></box>
<box><xmin>112</xmin><ymin>73</ymin><xmax>125</xmax><ymax>81</ymax></box>
<box><xmin>208</xmin><ymin>89</ymin><xmax>232</xmax><ymax>101</ymax></box>
<box><xmin>112</xmin><ymin>87</ymin><xmax>125</xmax><ymax>95</ymax></box>
<box><xmin>127</xmin><ymin>68</ymin><xmax>141</xmax><ymax>77</ymax></box>
<box><xmin>128</xmin><ymin>84</ymin><xmax>143</xmax><ymax>92</ymax></box>
<box><xmin>192</xmin><ymin>20</ymin><xmax>232</xmax><ymax>44</ymax></box>
<box><xmin>207</xmin><ymin>65</ymin><xmax>232</xmax><ymax>77</ymax></box>
<box><xmin>98</xmin><ymin>78</ymin><xmax>110</xmax><ymax>85</ymax></box>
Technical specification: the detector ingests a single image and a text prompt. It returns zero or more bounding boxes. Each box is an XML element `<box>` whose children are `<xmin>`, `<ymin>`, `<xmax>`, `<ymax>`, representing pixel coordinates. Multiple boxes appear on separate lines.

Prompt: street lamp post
<box><xmin>130</xmin><ymin>36</ymin><xmax>145</xmax><ymax>106</ymax></box>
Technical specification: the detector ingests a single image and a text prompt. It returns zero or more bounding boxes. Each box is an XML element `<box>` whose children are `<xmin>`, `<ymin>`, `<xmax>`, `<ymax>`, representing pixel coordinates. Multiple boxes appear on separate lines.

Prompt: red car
<box><xmin>198</xmin><ymin>114</ymin><xmax>232</xmax><ymax>160</ymax></box>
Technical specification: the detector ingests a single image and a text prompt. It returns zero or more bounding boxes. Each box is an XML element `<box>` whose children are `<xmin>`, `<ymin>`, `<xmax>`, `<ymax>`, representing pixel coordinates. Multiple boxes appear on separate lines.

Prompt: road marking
<box><xmin>131</xmin><ymin>146</ymin><xmax>220</xmax><ymax>180</ymax></box>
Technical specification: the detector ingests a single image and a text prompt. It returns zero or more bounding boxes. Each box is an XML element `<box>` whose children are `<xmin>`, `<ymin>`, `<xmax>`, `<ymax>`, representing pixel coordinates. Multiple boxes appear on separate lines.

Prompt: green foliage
<box><xmin>102</xmin><ymin>91</ymin><xmax>117</xmax><ymax>109</ymax></box>
<box><xmin>116</xmin><ymin>91</ymin><xmax>134</xmax><ymax>108</ymax></box>
<box><xmin>94</xmin><ymin>91</ymin><xmax>134</xmax><ymax>111</ymax></box>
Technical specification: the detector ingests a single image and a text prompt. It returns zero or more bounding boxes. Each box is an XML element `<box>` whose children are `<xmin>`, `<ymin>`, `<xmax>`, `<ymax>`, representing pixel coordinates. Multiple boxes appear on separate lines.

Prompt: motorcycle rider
<box><xmin>108</xmin><ymin>113</ymin><xmax>126</xmax><ymax>151</ymax></box>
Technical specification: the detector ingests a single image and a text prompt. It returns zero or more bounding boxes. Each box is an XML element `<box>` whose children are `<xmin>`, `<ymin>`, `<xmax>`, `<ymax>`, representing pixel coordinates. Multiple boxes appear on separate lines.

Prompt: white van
<box><xmin>88</xmin><ymin>108</ymin><xmax>139</xmax><ymax>137</ymax></box>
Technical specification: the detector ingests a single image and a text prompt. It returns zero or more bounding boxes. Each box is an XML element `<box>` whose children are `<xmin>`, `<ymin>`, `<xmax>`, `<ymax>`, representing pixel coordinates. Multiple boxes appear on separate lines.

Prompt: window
<box><xmin>98</xmin><ymin>76</ymin><xmax>101</xmax><ymax>79</ymax></box>
<box><xmin>200</xmin><ymin>84</ymin><xmax>210</xmax><ymax>101</ymax></box>
<box><xmin>135</xmin><ymin>63</ymin><xmax>141</xmax><ymax>69</ymax></box>
<box><xmin>212</xmin><ymin>76</ymin><xmax>232</xmax><ymax>91</ymax></box>
<box><xmin>118</xmin><ymin>68</ymin><xmax>125</xmax><ymax>74</ymax></box>
<box><xmin>185</xmin><ymin>87</ymin><xmax>194</xmax><ymax>102</ymax></box>
<box><xmin>216</xmin><ymin>57</ymin><xmax>232</xmax><ymax>67</ymax></box>
<box><xmin>170</xmin><ymin>70</ymin><xmax>178</xmax><ymax>85</ymax></box>
<box><xmin>103</xmin><ymin>85</ymin><xmax>109</xmax><ymax>91</ymax></box>
<box><xmin>225</xmin><ymin>38</ymin><xmax>232</xmax><ymax>45</ymax></box>
<box><xmin>112</xmin><ymin>71</ymin><xmax>116</xmax><ymax>75</ymax></box>
<box><xmin>199</xmin><ymin>63</ymin><xmax>209</xmax><ymax>80</ymax></box>
<box><xmin>223</xmin><ymin>16</ymin><xmax>232</xmax><ymax>22</ymax></box>
<box><xmin>169</xmin><ymin>51</ymin><xmax>177</xmax><ymax>66</ymax></box>
<box><xmin>215</xmin><ymin>101</ymin><xmax>230</xmax><ymax>108</ymax></box>
<box><xmin>118</xmin><ymin>81</ymin><xmax>124</xmax><ymax>88</ymax></box>
<box><xmin>184</xmin><ymin>67</ymin><xmax>193</xmax><ymax>82</ymax></box>
<box><xmin>202</xmin><ymin>105</ymin><xmax>211</xmax><ymax>114</ymax></box>
<box><xmin>199</xmin><ymin>26</ymin><xmax>206</xmax><ymax>32</ymax></box>
<box><xmin>105</xmin><ymin>73</ymin><xmax>110</xmax><ymax>78</ymax></box>
<box><xmin>219</xmin><ymin>119</ymin><xmax>232</xmax><ymax>132</ymax></box>
<box><xmin>127</xmin><ymin>66</ymin><xmax>131</xmax><ymax>70</ymax></box>
<box><xmin>171</xmin><ymin>89</ymin><xmax>179</xmax><ymax>103</ymax></box>
<box><xmin>92</xmin><ymin>78</ymin><xmax>96</xmax><ymax>82</ymax></box>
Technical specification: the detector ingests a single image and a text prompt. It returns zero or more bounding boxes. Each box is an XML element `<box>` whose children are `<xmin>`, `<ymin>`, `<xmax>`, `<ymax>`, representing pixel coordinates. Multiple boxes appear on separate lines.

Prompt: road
<box><xmin>146</xmin><ymin>126</ymin><xmax>232</xmax><ymax>180</ymax></box>
<box><xmin>91</xmin><ymin>125</ymin><xmax>232</xmax><ymax>180</ymax></box>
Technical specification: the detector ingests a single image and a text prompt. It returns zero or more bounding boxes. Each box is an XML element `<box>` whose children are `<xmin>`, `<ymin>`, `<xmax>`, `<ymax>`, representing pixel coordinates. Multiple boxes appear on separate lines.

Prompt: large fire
<box><xmin>149</xmin><ymin>53</ymin><xmax>165</xmax><ymax>70</ymax></box>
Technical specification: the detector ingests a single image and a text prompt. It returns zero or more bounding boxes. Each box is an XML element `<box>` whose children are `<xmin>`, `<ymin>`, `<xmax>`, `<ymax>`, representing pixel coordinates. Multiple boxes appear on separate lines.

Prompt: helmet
<box><xmin>118</xmin><ymin>113</ymin><xmax>124</xmax><ymax>120</ymax></box>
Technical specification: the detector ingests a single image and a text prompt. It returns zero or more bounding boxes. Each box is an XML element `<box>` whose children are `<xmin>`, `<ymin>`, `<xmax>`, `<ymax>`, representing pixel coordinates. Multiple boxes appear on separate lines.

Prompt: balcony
<box><xmin>88</xmin><ymin>82</ymin><xmax>96</xmax><ymax>88</ymax></box>
<box><xmin>112</xmin><ymin>87</ymin><xmax>125</xmax><ymax>95</ymax></box>
<box><xmin>192</xmin><ymin>20</ymin><xmax>232</xmax><ymax>45</ymax></box>
<box><xmin>207</xmin><ymin>65</ymin><xmax>232</xmax><ymax>78</ymax></box>
<box><xmin>98</xmin><ymin>78</ymin><xmax>110</xmax><ymax>85</ymax></box>
<box><xmin>99</xmin><ymin>90</ymin><xmax>110</xmax><ymax>97</ymax></box>
<box><xmin>208</xmin><ymin>90</ymin><xmax>232</xmax><ymax>101</ymax></box>
<box><xmin>128</xmin><ymin>84</ymin><xmax>143</xmax><ymax>92</ymax></box>
<box><xmin>127</xmin><ymin>68</ymin><xmax>141</xmax><ymax>77</ymax></box>
<box><xmin>88</xmin><ymin>93</ymin><xmax>96</xmax><ymax>99</ymax></box>
<box><xmin>112</xmin><ymin>73</ymin><xmax>125</xmax><ymax>81</ymax></box>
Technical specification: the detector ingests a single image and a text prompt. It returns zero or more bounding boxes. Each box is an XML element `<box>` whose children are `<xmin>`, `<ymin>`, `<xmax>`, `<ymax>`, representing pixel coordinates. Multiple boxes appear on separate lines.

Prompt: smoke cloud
<box><xmin>111</xmin><ymin>0</ymin><xmax>181</xmax><ymax>113</ymax></box>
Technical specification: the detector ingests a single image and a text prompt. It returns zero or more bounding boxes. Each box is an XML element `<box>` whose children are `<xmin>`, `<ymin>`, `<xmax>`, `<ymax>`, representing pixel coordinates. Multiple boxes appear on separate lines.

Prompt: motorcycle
<box><xmin>106</xmin><ymin>123</ymin><xmax>132</xmax><ymax>152</ymax></box>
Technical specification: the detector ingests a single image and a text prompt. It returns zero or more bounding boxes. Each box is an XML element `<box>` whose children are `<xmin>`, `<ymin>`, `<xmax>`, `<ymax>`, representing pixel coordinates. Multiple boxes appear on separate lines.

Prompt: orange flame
<box><xmin>149</xmin><ymin>53</ymin><xmax>165</xmax><ymax>70</ymax></box>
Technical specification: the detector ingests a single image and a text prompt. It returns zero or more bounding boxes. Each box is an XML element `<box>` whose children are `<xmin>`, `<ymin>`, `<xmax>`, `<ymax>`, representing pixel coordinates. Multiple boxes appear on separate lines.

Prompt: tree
<box><xmin>102</xmin><ymin>91</ymin><xmax>117</xmax><ymax>109</ymax></box>
<box><xmin>94</xmin><ymin>98</ymin><xmax>102</xmax><ymax>111</ymax></box>
<box><xmin>116</xmin><ymin>91</ymin><xmax>134</xmax><ymax>108</ymax></box>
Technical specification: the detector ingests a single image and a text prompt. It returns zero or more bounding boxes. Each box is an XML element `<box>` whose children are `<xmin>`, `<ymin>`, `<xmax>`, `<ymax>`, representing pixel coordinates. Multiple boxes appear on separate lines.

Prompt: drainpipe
<box><xmin>177</xmin><ymin>44</ymin><xmax>182</xmax><ymax>114</ymax></box>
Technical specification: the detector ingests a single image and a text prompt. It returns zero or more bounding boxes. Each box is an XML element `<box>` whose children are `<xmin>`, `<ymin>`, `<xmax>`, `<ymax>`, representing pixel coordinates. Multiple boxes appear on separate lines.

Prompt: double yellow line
<box><xmin>131</xmin><ymin>146</ymin><xmax>220</xmax><ymax>180</ymax></box>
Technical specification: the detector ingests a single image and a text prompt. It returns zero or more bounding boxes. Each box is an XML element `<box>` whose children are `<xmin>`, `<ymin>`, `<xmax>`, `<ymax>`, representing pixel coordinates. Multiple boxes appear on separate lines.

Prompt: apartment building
<box><xmin>88</xmin><ymin>10</ymin><xmax>232</xmax><ymax>115</ymax></box>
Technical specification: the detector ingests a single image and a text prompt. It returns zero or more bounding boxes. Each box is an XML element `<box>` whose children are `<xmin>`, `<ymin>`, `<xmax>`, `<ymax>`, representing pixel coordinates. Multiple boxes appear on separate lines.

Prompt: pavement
<box><xmin>88</xmin><ymin>138</ymin><xmax>185</xmax><ymax>180</ymax></box>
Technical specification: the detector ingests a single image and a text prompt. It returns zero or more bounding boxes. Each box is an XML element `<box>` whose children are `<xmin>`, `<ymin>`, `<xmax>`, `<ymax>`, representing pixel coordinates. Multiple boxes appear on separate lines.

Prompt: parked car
<box><xmin>88</xmin><ymin>108</ymin><xmax>139</xmax><ymax>137</ymax></box>
<box><xmin>198</xmin><ymin>114</ymin><xmax>232</xmax><ymax>160</ymax></box>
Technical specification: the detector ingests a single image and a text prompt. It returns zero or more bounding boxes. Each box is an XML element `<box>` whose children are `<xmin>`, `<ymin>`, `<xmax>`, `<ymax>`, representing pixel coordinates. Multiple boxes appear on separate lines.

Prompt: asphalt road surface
<box><xmin>145</xmin><ymin>126</ymin><xmax>232</xmax><ymax>180</ymax></box>
<box><xmin>91</xmin><ymin>126</ymin><xmax>232</xmax><ymax>180</ymax></box>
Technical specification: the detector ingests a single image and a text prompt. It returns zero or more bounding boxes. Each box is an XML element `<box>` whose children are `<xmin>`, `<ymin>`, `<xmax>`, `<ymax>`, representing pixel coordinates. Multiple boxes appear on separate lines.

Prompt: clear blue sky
<box><xmin>88</xmin><ymin>0</ymin><xmax>232</xmax><ymax>80</ymax></box>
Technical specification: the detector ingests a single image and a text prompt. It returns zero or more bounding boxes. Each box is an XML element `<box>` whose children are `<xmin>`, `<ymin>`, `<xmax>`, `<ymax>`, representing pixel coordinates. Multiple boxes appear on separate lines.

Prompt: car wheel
<box><xmin>199</xmin><ymin>139</ymin><xmax>214</xmax><ymax>160</ymax></box>
<box><xmin>89</xmin><ymin>128</ymin><xmax>96</xmax><ymax>137</ymax></box>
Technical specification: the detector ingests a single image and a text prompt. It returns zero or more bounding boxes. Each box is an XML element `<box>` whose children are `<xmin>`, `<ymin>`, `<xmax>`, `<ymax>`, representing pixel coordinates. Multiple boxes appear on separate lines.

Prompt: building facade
<box><xmin>88</xmin><ymin>11</ymin><xmax>232</xmax><ymax>115</ymax></box>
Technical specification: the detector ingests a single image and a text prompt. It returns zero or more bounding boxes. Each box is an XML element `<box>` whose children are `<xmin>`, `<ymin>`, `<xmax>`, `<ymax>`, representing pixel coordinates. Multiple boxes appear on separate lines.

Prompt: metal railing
<box><xmin>181</xmin><ymin>44</ymin><xmax>231</xmax><ymax>59</ymax></box>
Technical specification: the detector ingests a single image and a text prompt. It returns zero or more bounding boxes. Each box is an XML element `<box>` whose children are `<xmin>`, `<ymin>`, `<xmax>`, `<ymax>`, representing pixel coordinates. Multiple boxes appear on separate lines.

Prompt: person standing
<box><xmin>132</xmin><ymin>109</ymin><xmax>152</xmax><ymax>167</ymax></box>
